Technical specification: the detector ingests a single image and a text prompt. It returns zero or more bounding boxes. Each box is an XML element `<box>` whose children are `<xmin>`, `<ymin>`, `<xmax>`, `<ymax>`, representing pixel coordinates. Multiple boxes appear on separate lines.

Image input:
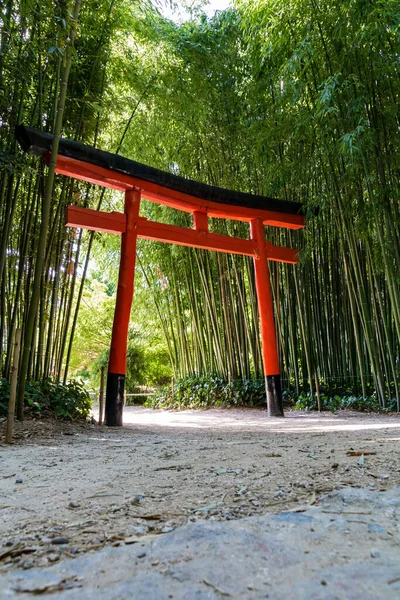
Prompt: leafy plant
<box><xmin>0</xmin><ymin>378</ymin><xmax>91</xmax><ymax>420</ymax></box>
<box><xmin>146</xmin><ymin>376</ymin><xmax>268</xmax><ymax>410</ymax></box>
<box><xmin>0</xmin><ymin>379</ymin><xmax>10</xmax><ymax>417</ymax></box>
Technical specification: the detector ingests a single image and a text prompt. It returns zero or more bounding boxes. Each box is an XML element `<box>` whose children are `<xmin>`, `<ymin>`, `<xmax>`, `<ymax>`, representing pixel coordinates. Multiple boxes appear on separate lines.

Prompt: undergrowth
<box><xmin>146</xmin><ymin>376</ymin><xmax>396</xmax><ymax>412</ymax></box>
<box><xmin>0</xmin><ymin>378</ymin><xmax>92</xmax><ymax>420</ymax></box>
<box><xmin>146</xmin><ymin>376</ymin><xmax>266</xmax><ymax>409</ymax></box>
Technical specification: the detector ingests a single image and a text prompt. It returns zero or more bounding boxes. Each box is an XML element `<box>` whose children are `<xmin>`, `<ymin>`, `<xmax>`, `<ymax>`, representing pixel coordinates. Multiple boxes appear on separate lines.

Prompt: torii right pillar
<box><xmin>250</xmin><ymin>218</ymin><xmax>283</xmax><ymax>417</ymax></box>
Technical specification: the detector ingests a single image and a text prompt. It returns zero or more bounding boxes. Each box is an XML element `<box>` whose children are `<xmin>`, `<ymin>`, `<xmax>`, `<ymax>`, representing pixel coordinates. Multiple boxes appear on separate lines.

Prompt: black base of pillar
<box><xmin>265</xmin><ymin>374</ymin><xmax>284</xmax><ymax>417</ymax></box>
<box><xmin>105</xmin><ymin>372</ymin><xmax>125</xmax><ymax>426</ymax></box>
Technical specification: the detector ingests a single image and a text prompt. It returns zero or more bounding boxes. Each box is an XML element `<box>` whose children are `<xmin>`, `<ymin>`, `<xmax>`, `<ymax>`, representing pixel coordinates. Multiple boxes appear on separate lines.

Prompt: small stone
<box><xmin>321</xmin><ymin>580</ymin><xmax>327</xmax><ymax>586</ymax></box>
<box><xmin>379</xmin><ymin>474</ymin><xmax>389</xmax><ymax>480</ymax></box>
<box><xmin>368</xmin><ymin>523</ymin><xmax>385</xmax><ymax>534</ymax></box>
<box><xmin>47</xmin><ymin>553</ymin><xmax>60</xmax><ymax>562</ymax></box>
<box><xmin>4</xmin><ymin>541</ymin><xmax>14</xmax><ymax>547</ymax></box>
<box><xmin>51</xmin><ymin>536</ymin><xmax>69</xmax><ymax>545</ymax></box>
<box><xmin>68</xmin><ymin>501</ymin><xmax>80</xmax><ymax>509</ymax></box>
<box><xmin>41</xmin><ymin>536</ymin><xmax>52</xmax><ymax>543</ymax></box>
<box><xmin>127</xmin><ymin>525</ymin><xmax>148</xmax><ymax>536</ymax></box>
<box><xmin>130</xmin><ymin>495</ymin><xmax>144</xmax><ymax>506</ymax></box>
<box><xmin>15</xmin><ymin>478</ymin><xmax>23</xmax><ymax>484</ymax></box>
<box><xmin>137</xmin><ymin>551</ymin><xmax>147</xmax><ymax>558</ymax></box>
<box><xmin>70</xmin><ymin>547</ymin><xmax>79</xmax><ymax>555</ymax></box>
<box><xmin>161</xmin><ymin>526</ymin><xmax>174</xmax><ymax>534</ymax></box>
<box><xmin>94</xmin><ymin>537</ymin><xmax>105</xmax><ymax>545</ymax></box>
<box><xmin>21</xmin><ymin>560</ymin><xmax>34</xmax><ymax>570</ymax></box>
<box><xmin>370</xmin><ymin>548</ymin><xmax>380</xmax><ymax>558</ymax></box>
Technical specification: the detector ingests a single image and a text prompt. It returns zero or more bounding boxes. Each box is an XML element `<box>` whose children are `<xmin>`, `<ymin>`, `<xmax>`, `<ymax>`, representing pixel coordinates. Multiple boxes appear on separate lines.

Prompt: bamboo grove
<box><xmin>0</xmin><ymin>0</ymin><xmax>399</xmax><ymax>413</ymax></box>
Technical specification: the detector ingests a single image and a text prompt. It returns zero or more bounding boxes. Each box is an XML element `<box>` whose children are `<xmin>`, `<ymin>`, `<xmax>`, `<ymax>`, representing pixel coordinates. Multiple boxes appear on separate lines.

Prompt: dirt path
<box><xmin>1</xmin><ymin>407</ymin><xmax>399</xmax><ymax>573</ymax></box>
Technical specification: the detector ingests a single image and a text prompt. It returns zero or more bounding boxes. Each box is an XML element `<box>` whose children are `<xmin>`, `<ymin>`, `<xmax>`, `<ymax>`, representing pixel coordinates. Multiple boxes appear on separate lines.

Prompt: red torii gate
<box><xmin>17</xmin><ymin>125</ymin><xmax>306</xmax><ymax>426</ymax></box>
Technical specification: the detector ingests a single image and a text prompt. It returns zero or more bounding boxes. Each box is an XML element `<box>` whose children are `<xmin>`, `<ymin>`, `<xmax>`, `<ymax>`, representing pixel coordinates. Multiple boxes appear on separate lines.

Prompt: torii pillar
<box><xmin>251</xmin><ymin>218</ymin><xmax>282</xmax><ymax>416</ymax></box>
<box><xmin>105</xmin><ymin>189</ymin><xmax>141</xmax><ymax>426</ymax></box>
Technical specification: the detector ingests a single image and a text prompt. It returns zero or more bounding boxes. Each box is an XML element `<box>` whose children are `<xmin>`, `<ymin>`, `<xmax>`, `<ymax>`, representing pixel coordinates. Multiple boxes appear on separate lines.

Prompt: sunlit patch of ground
<box><xmin>1</xmin><ymin>407</ymin><xmax>399</xmax><ymax>572</ymax></box>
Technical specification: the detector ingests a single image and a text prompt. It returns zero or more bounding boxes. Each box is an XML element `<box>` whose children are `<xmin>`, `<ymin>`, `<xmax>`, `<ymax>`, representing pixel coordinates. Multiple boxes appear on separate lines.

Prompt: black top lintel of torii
<box><xmin>16</xmin><ymin>125</ymin><xmax>313</xmax><ymax>216</ymax></box>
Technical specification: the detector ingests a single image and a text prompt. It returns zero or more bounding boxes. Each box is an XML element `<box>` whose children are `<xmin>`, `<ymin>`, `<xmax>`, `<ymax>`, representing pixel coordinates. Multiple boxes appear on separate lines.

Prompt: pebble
<box><xmin>68</xmin><ymin>501</ymin><xmax>80</xmax><ymax>509</ymax></box>
<box><xmin>51</xmin><ymin>536</ymin><xmax>69</xmax><ymax>545</ymax></box>
<box><xmin>21</xmin><ymin>560</ymin><xmax>34</xmax><ymax>570</ymax></box>
<box><xmin>370</xmin><ymin>548</ymin><xmax>380</xmax><ymax>558</ymax></box>
<box><xmin>131</xmin><ymin>495</ymin><xmax>144</xmax><ymax>505</ymax></box>
<box><xmin>161</xmin><ymin>526</ymin><xmax>174</xmax><ymax>534</ymax></box>
<box><xmin>368</xmin><ymin>523</ymin><xmax>385</xmax><ymax>534</ymax></box>
<box><xmin>70</xmin><ymin>547</ymin><xmax>79</xmax><ymax>555</ymax></box>
<box><xmin>137</xmin><ymin>551</ymin><xmax>147</xmax><ymax>558</ymax></box>
<box><xmin>47</xmin><ymin>553</ymin><xmax>60</xmax><ymax>562</ymax></box>
<box><xmin>41</xmin><ymin>537</ymin><xmax>52</xmax><ymax>544</ymax></box>
<box><xmin>127</xmin><ymin>525</ymin><xmax>148</xmax><ymax>536</ymax></box>
<box><xmin>15</xmin><ymin>478</ymin><xmax>23</xmax><ymax>484</ymax></box>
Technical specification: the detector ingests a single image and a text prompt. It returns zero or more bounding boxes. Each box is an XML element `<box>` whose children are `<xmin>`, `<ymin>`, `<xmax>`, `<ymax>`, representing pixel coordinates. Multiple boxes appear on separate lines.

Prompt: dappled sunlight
<box><xmin>118</xmin><ymin>406</ymin><xmax>400</xmax><ymax>434</ymax></box>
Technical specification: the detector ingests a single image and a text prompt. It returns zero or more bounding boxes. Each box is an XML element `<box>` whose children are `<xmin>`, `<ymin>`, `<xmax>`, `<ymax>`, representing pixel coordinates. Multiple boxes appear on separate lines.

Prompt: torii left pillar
<box><xmin>105</xmin><ymin>188</ymin><xmax>140</xmax><ymax>426</ymax></box>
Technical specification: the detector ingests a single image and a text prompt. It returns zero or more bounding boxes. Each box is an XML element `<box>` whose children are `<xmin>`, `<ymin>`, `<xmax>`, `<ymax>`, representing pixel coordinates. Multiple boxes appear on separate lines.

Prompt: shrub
<box><xmin>146</xmin><ymin>376</ymin><xmax>267</xmax><ymax>409</ymax></box>
<box><xmin>0</xmin><ymin>378</ymin><xmax>91</xmax><ymax>420</ymax></box>
<box><xmin>292</xmin><ymin>390</ymin><xmax>379</xmax><ymax>412</ymax></box>
<box><xmin>145</xmin><ymin>376</ymin><xmax>387</xmax><ymax>412</ymax></box>
<box><xmin>0</xmin><ymin>378</ymin><xmax>10</xmax><ymax>417</ymax></box>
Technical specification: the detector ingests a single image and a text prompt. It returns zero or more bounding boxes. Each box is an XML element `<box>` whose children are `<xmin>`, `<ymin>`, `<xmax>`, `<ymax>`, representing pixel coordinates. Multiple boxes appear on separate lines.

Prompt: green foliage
<box><xmin>292</xmin><ymin>391</ymin><xmax>380</xmax><ymax>413</ymax></box>
<box><xmin>0</xmin><ymin>379</ymin><xmax>10</xmax><ymax>417</ymax></box>
<box><xmin>0</xmin><ymin>378</ymin><xmax>91</xmax><ymax>420</ymax></box>
<box><xmin>89</xmin><ymin>342</ymin><xmax>172</xmax><ymax>393</ymax></box>
<box><xmin>147</xmin><ymin>376</ymin><xmax>391</xmax><ymax>412</ymax></box>
<box><xmin>283</xmin><ymin>379</ymin><xmax>383</xmax><ymax>412</ymax></box>
<box><xmin>146</xmin><ymin>376</ymin><xmax>267</xmax><ymax>409</ymax></box>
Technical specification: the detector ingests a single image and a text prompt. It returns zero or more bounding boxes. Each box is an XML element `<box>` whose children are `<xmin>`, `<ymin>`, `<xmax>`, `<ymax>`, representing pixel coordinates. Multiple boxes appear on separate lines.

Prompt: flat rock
<box><xmin>1</xmin><ymin>487</ymin><xmax>400</xmax><ymax>599</ymax></box>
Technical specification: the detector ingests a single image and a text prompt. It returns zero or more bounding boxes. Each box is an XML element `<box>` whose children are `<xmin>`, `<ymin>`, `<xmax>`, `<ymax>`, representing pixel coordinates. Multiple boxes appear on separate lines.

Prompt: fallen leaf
<box><xmin>347</xmin><ymin>451</ymin><xmax>376</xmax><ymax>456</ymax></box>
<box><xmin>214</xmin><ymin>469</ymin><xmax>241</xmax><ymax>475</ymax></box>
<box><xmin>124</xmin><ymin>534</ymin><xmax>156</xmax><ymax>545</ymax></box>
<box><xmin>0</xmin><ymin>545</ymin><xmax>38</xmax><ymax>561</ymax></box>
<box><xmin>13</xmin><ymin>576</ymin><xmax>82</xmax><ymax>594</ymax></box>
<box><xmin>308</xmin><ymin>492</ymin><xmax>317</xmax><ymax>505</ymax></box>
<box><xmin>203</xmin><ymin>579</ymin><xmax>231</xmax><ymax>596</ymax></box>
<box><xmin>190</xmin><ymin>502</ymin><xmax>222</xmax><ymax>514</ymax></box>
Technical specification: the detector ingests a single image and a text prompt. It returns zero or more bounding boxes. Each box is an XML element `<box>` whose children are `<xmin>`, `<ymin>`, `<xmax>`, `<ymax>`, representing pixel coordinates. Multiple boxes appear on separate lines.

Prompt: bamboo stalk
<box><xmin>5</xmin><ymin>329</ymin><xmax>22</xmax><ymax>444</ymax></box>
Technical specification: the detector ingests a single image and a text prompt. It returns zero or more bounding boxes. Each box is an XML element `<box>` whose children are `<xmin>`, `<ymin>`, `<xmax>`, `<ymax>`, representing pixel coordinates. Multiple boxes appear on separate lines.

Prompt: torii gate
<box><xmin>17</xmin><ymin>125</ymin><xmax>306</xmax><ymax>426</ymax></box>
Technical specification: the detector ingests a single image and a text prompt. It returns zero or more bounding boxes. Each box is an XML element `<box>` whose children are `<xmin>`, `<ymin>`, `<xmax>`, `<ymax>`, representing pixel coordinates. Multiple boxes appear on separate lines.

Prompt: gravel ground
<box><xmin>1</xmin><ymin>407</ymin><xmax>400</xmax><ymax>597</ymax></box>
